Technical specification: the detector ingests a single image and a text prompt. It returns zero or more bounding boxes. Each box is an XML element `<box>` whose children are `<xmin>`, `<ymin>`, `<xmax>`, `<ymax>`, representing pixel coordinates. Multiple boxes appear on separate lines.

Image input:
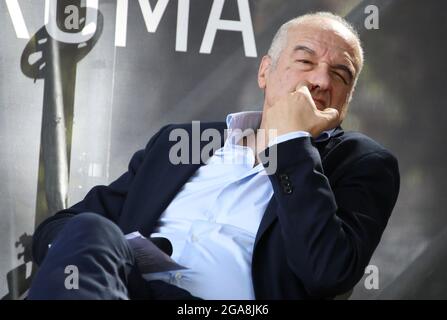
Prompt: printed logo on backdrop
<box><xmin>6</xmin><ymin>0</ymin><xmax>258</xmax><ymax>57</ymax></box>
<box><xmin>3</xmin><ymin>1</ymin><xmax>257</xmax><ymax>299</ymax></box>
<box><xmin>2</xmin><ymin>0</ymin><xmax>383</xmax><ymax>300</ymax></box>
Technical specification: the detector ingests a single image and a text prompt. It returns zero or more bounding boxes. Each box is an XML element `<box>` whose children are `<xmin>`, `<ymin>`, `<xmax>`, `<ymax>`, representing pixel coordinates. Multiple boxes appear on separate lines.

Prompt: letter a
<box><xmin>364</xmin><ymin>5</ymin><xmax>379</xmax><ymax>30</ymax></box>
<box><xmin>200</xmin><ymin>0</ymin><xmax>257</xmax><ymax>57</ymax></box>
<box><xmin>364</xmin><ymin>265</ymin><xmax>379</xmax><ymax>290</ymax></box>
<box><xmin>64</xmin><ymin>265</ymin><xmax>79</xmax><ymax>290</ymax></box>
<box><xmin>45</xmin><ymin>0</ymin><xmax>98</xmax><ymax>43</ymax></box>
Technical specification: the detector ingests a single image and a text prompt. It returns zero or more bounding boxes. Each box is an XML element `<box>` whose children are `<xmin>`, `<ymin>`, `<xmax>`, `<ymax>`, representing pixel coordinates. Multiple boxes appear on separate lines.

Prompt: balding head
<box><xmin>268</xmin><ymin>12</ymin><xmax>364</xmax><ymax>86</ymax></box>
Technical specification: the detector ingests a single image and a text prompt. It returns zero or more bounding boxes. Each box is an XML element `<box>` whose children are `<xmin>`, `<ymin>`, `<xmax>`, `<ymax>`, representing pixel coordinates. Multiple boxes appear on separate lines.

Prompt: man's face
<box><xmin>258</xmin><ymin>19</ymin><xmax>361</xmax><ymax>121</ymax></box>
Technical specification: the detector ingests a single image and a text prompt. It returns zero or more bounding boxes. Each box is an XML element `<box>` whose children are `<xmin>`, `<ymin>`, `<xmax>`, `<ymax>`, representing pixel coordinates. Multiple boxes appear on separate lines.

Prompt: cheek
<box><xmin>332</xmin><ymin>86</ymin><xmax>351</xmax><ymax>106</ymax></box>
<box><xmin>274</xmin><ymin>67</ymin><xmax>300</xmax><ymax>92</ymax></box>
<box><xmin>265</xmin><ymin>66</ymin><xmax>302</xmax><ymax>106</ymax></box>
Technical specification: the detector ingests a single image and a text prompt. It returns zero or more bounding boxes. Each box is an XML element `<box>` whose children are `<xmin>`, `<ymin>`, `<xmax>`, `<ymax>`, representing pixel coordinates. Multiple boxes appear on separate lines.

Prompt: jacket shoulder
<box><xmin>333</xmin><ymin>130</ymin><xmax>397</xmax><ymax>161</ymax></box>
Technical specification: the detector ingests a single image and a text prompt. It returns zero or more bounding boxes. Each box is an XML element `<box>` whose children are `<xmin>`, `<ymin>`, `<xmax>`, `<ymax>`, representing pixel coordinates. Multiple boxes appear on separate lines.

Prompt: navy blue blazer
<box><xmin>32</xmin><ymin>122</ymin><xmax>400</xmax><ymax>299</ymax></box>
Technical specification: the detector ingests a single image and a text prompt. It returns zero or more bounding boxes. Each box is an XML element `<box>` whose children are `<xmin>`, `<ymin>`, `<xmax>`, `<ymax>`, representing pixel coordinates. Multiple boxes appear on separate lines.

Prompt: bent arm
<box><xmin>261</xmin><ymin>136</ymin><xmax>400</xmax><ymax>297</ymax></box>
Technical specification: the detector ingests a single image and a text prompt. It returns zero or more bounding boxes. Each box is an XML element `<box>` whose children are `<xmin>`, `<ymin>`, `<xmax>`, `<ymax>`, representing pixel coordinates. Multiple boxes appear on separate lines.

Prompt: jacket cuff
<box><xmin>259</xmin><ymin>136</ymin><xmax>321</xmax><ymax>174</ymax></box>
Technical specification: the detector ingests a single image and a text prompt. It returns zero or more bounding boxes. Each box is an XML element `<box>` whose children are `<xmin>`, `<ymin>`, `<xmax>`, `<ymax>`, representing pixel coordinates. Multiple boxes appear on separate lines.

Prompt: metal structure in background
<box><xmin>21</xmin><ymin>0</ymin><xmax>103</xmax><ymax>228</ymax></box>
<box><xmin>2</xmin><ymin>1</ymin><xmax>103</xmax><ymax>299</ymax></box>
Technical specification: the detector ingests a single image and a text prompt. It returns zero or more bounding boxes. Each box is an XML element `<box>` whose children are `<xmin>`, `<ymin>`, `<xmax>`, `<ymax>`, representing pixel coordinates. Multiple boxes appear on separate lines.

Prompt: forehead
<box><xmin>285</xmin><ymin>19</ymin><xmax>359</xmax><ymax>67</ymax></box>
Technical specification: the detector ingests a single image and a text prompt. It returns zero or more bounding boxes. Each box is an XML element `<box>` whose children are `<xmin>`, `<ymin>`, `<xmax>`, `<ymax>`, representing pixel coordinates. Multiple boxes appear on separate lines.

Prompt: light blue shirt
<box><xmin>149</xmin><ymin>111</ymin><xmax>333</xmax><ymax>299</ymax></box>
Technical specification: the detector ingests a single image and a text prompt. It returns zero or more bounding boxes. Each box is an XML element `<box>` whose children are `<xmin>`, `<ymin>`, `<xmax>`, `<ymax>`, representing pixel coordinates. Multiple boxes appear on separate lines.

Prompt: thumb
<box><xmin>320</xmin><ymin>107</ymin><xmax>341</xmax><ymax>128</ymax></box>
<box><xmin>292</xmin><ymin>80</ymin><xmax>311</xmax><ymax>95</ymax></box>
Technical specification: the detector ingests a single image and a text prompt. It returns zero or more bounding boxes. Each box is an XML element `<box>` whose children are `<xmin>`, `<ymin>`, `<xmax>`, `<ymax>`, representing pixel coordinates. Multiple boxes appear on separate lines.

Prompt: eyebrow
<box><xmin>293</xmin><ymin>45</ymin><xmax>316</xmax><ymax>55</ymax></box>
<box><xmin>293</xmin><ymin>45</ymin><xmax>355</xmax><ymax>84</ymax></box>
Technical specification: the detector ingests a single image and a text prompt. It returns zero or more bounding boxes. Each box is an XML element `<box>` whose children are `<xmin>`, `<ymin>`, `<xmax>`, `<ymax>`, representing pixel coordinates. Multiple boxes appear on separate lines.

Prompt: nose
<box><xmin>308</xmin><ymin>64</ymin><xmax>331</xmax><ymax>92</ymax></box>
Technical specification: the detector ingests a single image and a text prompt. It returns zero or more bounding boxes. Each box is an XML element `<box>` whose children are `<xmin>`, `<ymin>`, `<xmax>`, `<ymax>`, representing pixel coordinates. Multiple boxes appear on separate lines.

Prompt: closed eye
<box><xmin>332</xmin><ymin>71</ymin><xmax>348</xmax><ymax>85</ymax></box>
<box><xmin>296</xmin><ymin>59</ymin><xmax>313</xmax><ymax>65</ymax></box>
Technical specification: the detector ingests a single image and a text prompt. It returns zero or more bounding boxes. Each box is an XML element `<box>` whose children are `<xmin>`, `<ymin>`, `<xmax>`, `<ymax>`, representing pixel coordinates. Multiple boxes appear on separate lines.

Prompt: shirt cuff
<box><xmin>268</xmin><ymin>131</ymin><xmax>311</xmax><ymax>147</ymax></box>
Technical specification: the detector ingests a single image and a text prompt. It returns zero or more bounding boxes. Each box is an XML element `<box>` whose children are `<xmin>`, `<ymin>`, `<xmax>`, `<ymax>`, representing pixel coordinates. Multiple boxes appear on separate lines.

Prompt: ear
<box><xmin>258</xmin><ymin>55</ymin><xmax>272</xmax><ymax>89</ymax></box>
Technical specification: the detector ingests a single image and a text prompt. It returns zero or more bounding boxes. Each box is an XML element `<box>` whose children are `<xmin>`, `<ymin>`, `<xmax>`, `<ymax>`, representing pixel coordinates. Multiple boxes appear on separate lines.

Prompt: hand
<box><xmin>262</xmin><ymin>82</ymin><xmax>341</xmax><ymax>140</ymax></box>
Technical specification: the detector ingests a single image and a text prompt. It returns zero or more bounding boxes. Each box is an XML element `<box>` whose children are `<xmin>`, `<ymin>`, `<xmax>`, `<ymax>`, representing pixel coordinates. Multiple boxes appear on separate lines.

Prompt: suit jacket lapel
<box><xmin>316</xmin><ymin>126</ymin><xmax>344</xmax><ymax>160</ymax></box>
<box><xmin>119</xmin><ymin>122</ymin><xmax>227</xmax><ymax>236</ymax></box>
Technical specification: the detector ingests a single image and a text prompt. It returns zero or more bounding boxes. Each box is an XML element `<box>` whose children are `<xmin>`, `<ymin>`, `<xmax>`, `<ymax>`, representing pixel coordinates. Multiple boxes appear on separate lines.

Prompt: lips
<box><xmin>312</xmin><ymin>98</ymin><xmax>326</xmax><ymax>108</ymax></box>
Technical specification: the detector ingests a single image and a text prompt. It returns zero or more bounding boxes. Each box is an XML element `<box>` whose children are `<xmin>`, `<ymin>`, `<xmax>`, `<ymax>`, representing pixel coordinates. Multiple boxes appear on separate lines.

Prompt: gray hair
<box><xmin>267</xmin><ymin>12</ymin><xmax>364</xmax><ymax>87</ymax></box>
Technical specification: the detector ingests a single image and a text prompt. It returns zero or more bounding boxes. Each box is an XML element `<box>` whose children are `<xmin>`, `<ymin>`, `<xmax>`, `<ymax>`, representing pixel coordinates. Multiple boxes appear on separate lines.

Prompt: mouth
<box><xmin>312</xmin><ymin>98</ymin><xmax>326</xmax><ymax>109</ymax></box>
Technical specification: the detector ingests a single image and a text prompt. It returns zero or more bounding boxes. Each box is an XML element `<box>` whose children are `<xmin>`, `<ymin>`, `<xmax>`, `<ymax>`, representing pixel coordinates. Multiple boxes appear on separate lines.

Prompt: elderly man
<box><xmin>29</xmin><ymin>12</ymin><xmax>399</xmax><ymax>300</ymax></box>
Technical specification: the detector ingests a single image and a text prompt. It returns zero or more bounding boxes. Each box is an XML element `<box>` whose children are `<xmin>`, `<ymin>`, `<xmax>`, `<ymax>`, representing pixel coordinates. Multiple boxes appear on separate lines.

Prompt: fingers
<box><xmin>320</xmin><ymin>107</ymin><xmax>341</xmax><ymax>128</ymax></box>
<box><xmin>291</xmin><ymin>80</ymin><xmax>311</xmax><ymax>95</ymax></box>
<box><xmin>291</xmin><ymin>81</ymin><xmax>318</xmax><ymax>112</ymax></box>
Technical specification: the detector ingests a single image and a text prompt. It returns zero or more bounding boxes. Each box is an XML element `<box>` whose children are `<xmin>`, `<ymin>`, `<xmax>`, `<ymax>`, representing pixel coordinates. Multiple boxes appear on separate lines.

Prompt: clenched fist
<box><xmin>261</xmin><ymin>82</ymin><xmax>341</xmax><ymax>141</ymax></box>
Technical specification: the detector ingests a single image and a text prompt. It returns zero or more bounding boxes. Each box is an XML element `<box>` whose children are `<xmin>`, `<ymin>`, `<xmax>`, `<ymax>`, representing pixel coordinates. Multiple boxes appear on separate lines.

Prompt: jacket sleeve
<box><xmin>260</xmin><ymin>136</ymin><xmax>400</xmax><ymax>297</ymax></box>
<box><xmin>31</xmin><ymin>126</ymin><xmax>168</xmax><ymax>265</ymax></box>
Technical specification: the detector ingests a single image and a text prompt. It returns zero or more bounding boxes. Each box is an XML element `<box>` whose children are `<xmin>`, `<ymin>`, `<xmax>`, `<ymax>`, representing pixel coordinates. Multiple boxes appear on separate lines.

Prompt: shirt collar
<box><xmin>226</xmin><ymin>111</ymin><xmax>262</xmax><ymax>132</ymax></box>
<box><xmin>225</xmin><ymin>111</ymin><xmax>335</xmax><ymax>143</ymax></box>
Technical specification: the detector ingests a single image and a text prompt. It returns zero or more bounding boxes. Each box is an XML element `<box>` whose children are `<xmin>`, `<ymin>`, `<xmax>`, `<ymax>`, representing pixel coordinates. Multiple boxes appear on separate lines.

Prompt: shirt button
<box><xmin>175</xmin><ymin>272</ymin><xmax>182</xmax><ymax>281</ymax></box>
<box><xmin>191</xmin><ymin>234</ymin><xmax>199</xmax><ymax>242</ymax></box>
